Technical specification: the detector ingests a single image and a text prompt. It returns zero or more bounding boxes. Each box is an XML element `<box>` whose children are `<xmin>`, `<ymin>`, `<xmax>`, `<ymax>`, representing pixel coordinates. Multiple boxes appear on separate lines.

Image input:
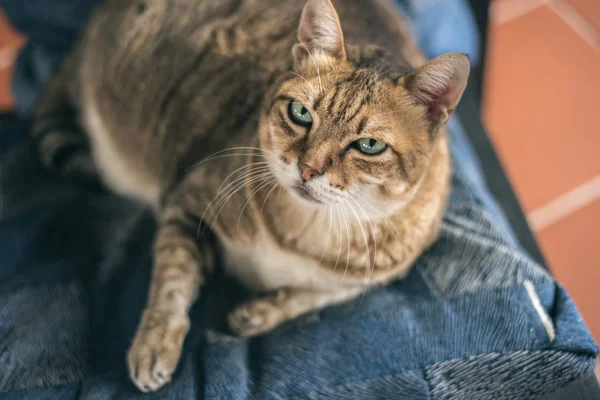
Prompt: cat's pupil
<box><xmin>301</xmin><ymin>107</ymin><xmax>307</xmax><ymax>115</ymax></box>
<box><xmin>369</xmin><ymin>139</ymin><xmax>376</xmax><ymax>147</ymax></box>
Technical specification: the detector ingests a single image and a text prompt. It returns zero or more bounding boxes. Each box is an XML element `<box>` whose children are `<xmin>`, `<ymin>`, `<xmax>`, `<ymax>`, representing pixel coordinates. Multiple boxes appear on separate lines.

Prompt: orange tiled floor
<box><xmin>0</xmin><ymin>1</ymin><xmax>599</xmax><ymax>341</ymax></box>
<box><xmin>0</xmin><ymin>10</ymin><xmax>24</xmax><ymax>110</ymax></box>
<box><xmin>485</xmin><ymin>0</ymin><xmax>600</xmax><ymax>341</ymax></box>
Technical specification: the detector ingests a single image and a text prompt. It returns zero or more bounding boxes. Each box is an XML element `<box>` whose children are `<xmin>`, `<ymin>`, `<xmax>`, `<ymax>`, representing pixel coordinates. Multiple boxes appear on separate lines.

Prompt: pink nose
<box><xmin>301</xmin><ymin>167</ymin><xmax>316</xmax><ymax>181</ymax></box>
<box><xmin>300</xmin><ymin>164</ymin><xmax>320</xmax><ymax>181</ymax></box>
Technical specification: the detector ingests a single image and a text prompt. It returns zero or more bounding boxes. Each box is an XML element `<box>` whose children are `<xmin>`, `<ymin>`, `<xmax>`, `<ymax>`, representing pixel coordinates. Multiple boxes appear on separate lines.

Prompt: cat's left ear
<box><xmin>293</xmin><ymin>0</ymin><xmax>347</xmax><ymax>66</ymax></box>
<box><xmin>402</xmin><ymin>53</ymin><xmax>470</xmax><ymax>127</ymax></box>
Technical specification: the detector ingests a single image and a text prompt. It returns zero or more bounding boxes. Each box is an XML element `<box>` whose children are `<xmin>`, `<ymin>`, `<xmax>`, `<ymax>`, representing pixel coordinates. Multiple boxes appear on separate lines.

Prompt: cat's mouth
<box><xmin>292</xmin><ymin>185</ymin><xmax>322</xmax><ymax>204</ymax></box>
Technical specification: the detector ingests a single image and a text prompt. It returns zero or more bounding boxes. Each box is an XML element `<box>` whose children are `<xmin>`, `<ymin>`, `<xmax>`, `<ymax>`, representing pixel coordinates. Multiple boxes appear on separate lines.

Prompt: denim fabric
<box><xmin>0</xmin><ymin>1</ymin><xmax>597</xmax><ymax>399</ymax></box>
<box><xmin>395</xmin><ymin>0</ymin><xmax>480</xmax><ymax>65</ymax></box>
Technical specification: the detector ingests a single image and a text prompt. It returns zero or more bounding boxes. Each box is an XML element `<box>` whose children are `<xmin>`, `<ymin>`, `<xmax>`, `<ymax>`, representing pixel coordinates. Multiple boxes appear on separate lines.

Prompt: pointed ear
<box><xmin>403</xmin><ymin>53</ymin><xmax>470</xmax><ymax>127</ymax></box>
<box><xmin>292</xmin><ymin>0</ymin><xmax>346</xmax><ymax>66</ymax></box>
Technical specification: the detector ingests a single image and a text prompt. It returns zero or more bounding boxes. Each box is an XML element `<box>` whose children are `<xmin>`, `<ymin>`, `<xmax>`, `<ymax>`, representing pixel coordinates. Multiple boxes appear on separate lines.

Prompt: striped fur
<box><xmin>31</xmin><ymin>0</ymin><xmax>468</xmax><ymax>392</ymax></box>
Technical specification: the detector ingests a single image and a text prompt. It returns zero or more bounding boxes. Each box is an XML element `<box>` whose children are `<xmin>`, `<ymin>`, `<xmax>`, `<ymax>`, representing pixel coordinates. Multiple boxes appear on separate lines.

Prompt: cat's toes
<box><xmin>228</xmin><ymin>298</ymin><xmax>286</xmax><ymax>337</ymax></box>
<box><xmin>127</xmin><ymin>310</ymin><xmax>189</xmax><ymax>392</ymax></box>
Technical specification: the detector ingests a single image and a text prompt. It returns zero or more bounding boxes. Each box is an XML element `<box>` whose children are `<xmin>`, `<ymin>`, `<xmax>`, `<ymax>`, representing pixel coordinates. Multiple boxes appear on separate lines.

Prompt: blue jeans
<box><xmin>0</xmin><ymin>1</ymin><xmax>596</xmax><ymax>399</ymax></box>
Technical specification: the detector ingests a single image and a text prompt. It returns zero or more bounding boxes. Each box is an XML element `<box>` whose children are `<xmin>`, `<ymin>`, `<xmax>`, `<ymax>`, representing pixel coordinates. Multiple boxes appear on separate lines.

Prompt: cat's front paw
<box><xmin>228</xmin><ymin>296</ymin><xmax>286</xmax><ymax>337</ymax></box>
<box><xmin>127</xmin><ymin>309</ymin><xmax>189</xmax><ymax>392</ymax></box>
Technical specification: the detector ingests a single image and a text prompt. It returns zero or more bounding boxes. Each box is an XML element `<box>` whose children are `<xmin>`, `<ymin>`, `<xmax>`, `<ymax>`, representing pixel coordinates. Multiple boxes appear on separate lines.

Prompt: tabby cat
<box><xmin>32</xmin><ymin>0</ymin><xmax>469</xmax><ymax>392</ymax></box>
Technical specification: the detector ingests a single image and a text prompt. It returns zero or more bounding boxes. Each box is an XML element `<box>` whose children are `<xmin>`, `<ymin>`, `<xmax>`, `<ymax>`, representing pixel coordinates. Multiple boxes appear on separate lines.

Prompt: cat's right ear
<box><xmin>402</xmin><ymin>53</ymin><xmax>470</xmax><ymax>128</ymax></box>
<box><xmin>293</xmin><ymin>0</ymin><xmax>347</xmax><ymax>66</ymax></box>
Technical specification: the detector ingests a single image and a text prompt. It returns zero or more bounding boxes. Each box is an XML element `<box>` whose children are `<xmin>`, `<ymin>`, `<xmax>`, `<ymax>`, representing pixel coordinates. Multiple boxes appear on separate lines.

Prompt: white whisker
<box><xmin>217</xmin><ymin>162</ymin><xmax>270</xmax><ymax>193</ymax></box>
<box><xmin>331</xmin><ymin>203</ymin><xmax>344</xmax><ymax>275</ymax></box>
<box><xmin>209</xmin><ymin>173</ymin><xmax>273</xmax><ymax>230</ymax></box>
<box><xmin>202</xmin><ymin>169</ymin><xmax>273</xmax><ymax>230</ymax></box>
<box><xmin>349</xmin><ymin>196</ymin><xmax>377</xmax><ymax>305</ymax></box>
<box><xmin>260</xmin><ymin>181</ymin><xmax>281</xmax><ymax>216</ymax></box>
<box><xmin>340</xmin><ymin>199</ymin><xmax>352</xmax><ymax>281</ymax></box>
<box><xmin>187</xmin><ymin>146</ymin><xmax>279</xmax><ymax>171</ymax></box>
<box><xmin>352</xmin><ymin>192</ymin><xmax>400</xmax><ymax>244</ymax></box>
<box><xmin>289</xmin><ymin>71</ymin><xmax>319</xmax><ymax>100</ymax></box>
<box><xmin>200</xmin><ymin>165</ymin><xmax>272</xmax><ymax>229</ymax></box>
<box><xmin>213</xmin><ymin>171</ymin><xmax>273</xmax><ymax>213</ymax></box>
<box><xmin>343</xmin><ymin>198</ymin><xmax>370</xmax><ymax>298</ymax></box>
<box><xmin>300</xmin><ymin>42</ymin><xmax>324</xmax><ymax>92</ymax></box>
<box><xmin>316</xmin><ymin>205</ymin><xmax>334</xmax><ymax>262</ymax></box>
<box><xmin>237</xmin><ymin>177</ymin><xmax>278</xmax><ymax>228</ymax></box>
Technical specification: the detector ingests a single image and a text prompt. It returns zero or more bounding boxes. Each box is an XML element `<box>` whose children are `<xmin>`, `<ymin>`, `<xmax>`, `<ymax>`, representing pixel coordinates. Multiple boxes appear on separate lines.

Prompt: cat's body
<box><xmin>33</xmin><ymin>0</ymin><xmax>468</xmax><ymax>392</ymax></box>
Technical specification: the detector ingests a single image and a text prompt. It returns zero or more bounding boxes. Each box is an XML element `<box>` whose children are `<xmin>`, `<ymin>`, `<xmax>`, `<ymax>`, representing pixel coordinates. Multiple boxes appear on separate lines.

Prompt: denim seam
<box><xmin>524</xmin><ymin>280</ymin><xmax>556</xmax><ymax>343</ymax></box>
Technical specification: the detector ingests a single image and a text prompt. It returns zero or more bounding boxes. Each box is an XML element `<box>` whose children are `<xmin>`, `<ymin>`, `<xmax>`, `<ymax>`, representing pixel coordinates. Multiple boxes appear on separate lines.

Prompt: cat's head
<box><xmin>260</xmin><ymin>0</ymin><xmax>469</xmax><ymax>217</ymax></box>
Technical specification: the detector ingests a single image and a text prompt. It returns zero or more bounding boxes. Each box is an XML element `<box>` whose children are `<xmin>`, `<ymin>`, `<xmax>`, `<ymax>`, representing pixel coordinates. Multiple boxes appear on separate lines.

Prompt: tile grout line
<box><xmin>528</xmin><ymin>175</ymin><xmax>600</xmax><ymax>232</ymax></box>
<box><xmin>491</xmin><ymin>0</ymin><xmax>600</xmax><ymax>52</ymax></box>
<box><xmin>544</xmin><ymin>0</ymin><xmax>600</xmax><ymax>51</ymax></box>
<box><xmin>490</xmin><ymin>0</ymin><xmax>545</xmax><ymax>26</ymax></box>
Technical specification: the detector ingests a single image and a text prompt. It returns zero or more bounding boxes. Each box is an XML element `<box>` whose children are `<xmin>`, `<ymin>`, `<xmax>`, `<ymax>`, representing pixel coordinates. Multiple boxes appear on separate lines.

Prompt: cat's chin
<box><xmin>290</xmin><ymin>185</ymin><xmax>324</xmax><ymax>206</ymax></box>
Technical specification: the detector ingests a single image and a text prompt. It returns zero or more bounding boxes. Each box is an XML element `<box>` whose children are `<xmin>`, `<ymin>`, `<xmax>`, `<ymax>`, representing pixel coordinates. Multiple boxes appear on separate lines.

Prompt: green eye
<box><xmin>354</xmin><ymin>138</ymin><xmax>388</xmax><ymax>155</ymax></box>
<box><xmin>288</xmin><ymin>100</ymin><xmax>313</xmax><ymax>126</ymax></box>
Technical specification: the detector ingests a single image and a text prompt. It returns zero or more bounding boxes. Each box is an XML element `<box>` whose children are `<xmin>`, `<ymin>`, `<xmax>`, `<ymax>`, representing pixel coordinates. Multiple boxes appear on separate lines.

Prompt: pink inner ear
<box><xmin>297</xmin><ymin>14</ymin><xmax>314</xmax><ymax>45</ymax></box>
<box><xmin>294</xmin><ymin>0</ymin><xmax>346</xmax><ymax>62</ymax></box>
<box><xmin>427</xmin><ymin>82</ymin><xmax>458</xmax><ymax>114</ymax></box>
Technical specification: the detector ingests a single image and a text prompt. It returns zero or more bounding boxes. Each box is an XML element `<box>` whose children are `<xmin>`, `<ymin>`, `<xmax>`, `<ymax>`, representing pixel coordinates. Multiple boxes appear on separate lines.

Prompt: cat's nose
<box><xmin>299</xmin><ymin>163</ymin><xmax>321</xmax><ymax>181</ymax></box>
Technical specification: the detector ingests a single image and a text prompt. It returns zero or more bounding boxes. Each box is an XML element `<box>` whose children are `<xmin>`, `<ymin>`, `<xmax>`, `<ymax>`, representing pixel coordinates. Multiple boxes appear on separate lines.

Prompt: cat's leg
<box><xmin>32</xmin><ymin>45</ymin><xmax>97</xmax><ymax>183</ymax></box>
<box><xmin>127</xmin><ymin>200</ymin><xmax>215</xmax><ymax>393</ymax></box>
<box><xmin>228</xmin><ymin>287</ymin><xmax>362</xmax><ymax>337</ymax></box>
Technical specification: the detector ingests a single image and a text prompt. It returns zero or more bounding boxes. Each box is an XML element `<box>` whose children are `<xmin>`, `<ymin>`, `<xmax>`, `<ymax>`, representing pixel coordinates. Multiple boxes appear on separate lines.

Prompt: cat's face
<box><xmin>260</xmin><ymin>0</ymin><xmax>469</xmax><ymax>218</ymax></box>
<box><xmin>263</xmin><ymin>71</ymin><xmax>427</xmax><ymax>218</ymax></box>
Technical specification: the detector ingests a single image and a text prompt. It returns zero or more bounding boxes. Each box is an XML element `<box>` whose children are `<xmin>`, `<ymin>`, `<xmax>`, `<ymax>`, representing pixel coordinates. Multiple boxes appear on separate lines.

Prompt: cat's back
<box><xmin>80</xmin><ymin>0</ymin><xmax>301</xmax><ymax>133</ymax></box>
<box><xmin>77</xmin><ymin>0</ymin><xmax>301</xmax><ymax>203</ymax></box>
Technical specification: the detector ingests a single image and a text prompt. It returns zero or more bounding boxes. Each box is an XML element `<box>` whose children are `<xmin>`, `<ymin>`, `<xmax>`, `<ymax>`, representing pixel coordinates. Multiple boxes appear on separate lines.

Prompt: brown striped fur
<box><xmin>32</xmin><ymin>0</ymin><xmax>469</xmax><ymax>392</ymax></box>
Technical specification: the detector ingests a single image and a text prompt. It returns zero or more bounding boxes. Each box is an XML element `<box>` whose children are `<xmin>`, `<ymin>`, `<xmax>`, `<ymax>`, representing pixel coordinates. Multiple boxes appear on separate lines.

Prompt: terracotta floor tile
<box><xmin>537</xmin><ymin>199</ymin><xmax>600</xmax><ymax>342</ymax></box>
<box><xmin>0</xmin><ymin>65</ymin><xmax>14</xmax><ymax>110</ymax></box>
<box><xmin>484</xmin><ymin>6</ymin><xmax>600</xmax><ymax>213</ymax></box>
<box><xmin>0</xmin><ymin>9</ymin><xmax>24</xmax><ymax>111</ymax></box>
<box><xmin>490</xmin><ymin>0</ymin><xmax>544</xmax><ymax>25</ymax></box>
<box><xmin>566</xmin><ymin>0</ymin><xmax>600</xmax><ymax>31</ymax></box>
<box><xmin>0</xmin><ymin>10</ymin><xmax>24</xmax><ymax>48</ymax></box>
<box><xmin>491</xmin><ymin>0</ymin><xmax>539</xmax><ymax>4</ymax></box>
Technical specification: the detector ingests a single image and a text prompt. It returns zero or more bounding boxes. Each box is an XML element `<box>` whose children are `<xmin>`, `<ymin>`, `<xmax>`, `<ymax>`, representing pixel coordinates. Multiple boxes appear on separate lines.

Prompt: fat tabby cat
<box><xmin>32</xmin><ymin>0</ymin><xmax>469</xmax><ymax>392</ymax></box>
